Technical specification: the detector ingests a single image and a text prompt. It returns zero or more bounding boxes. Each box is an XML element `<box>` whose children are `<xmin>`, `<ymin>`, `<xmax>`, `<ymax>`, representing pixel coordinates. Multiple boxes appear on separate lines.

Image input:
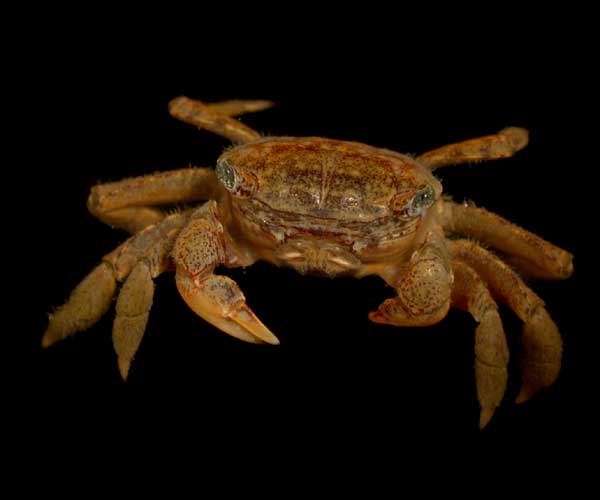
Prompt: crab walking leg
<box><xmin>42</xmin><ymin>212</ymin><xmax>190</xmax><ymax>349</ymax></box>
<box><xmin>168</xmin><ymin>96</ymin><xmax>262</xmax><ymax>144</ymax></box>
<box><xmin>370</xmin><ymin>223</ymin><xmax>453</xmax><ymax>326</ymax></box>
<box><xmin>207</xmin><ymin>99</ymin><xmax>275</xmax><ymax>117</ymax></box>
<box><xmin>172</xmin><ymin>202</ymin><xmax>279</xmax><ymax>345</ymax></box>
<box><xmin>416</xmin><ymin>127</ymin><xmax>529</xmax><ymax>170</ymax></box>
<box><xmin>88</xmin><ymin>167</ymin><xmax>219</xmax><ymax>234</ymax></box>
<box><xmin>112</xmin><ymin>261</ymin><xmax>153</xmax><ymax>380</ymax></box>
<box><xmin>92</xmin><ymin>207</ymin><xmax>167</xmax><ymax>235</ymax></box>
<box><xmin>440</xmin><ymin>200</ymin><xmax>574</xmax><ymax>280</ymax></box>
<box><xmin>111</xmin><ymin>215</ymin><xmax>187</xmax><ymax>380</ymax></box>
<box><xmin>450</xmin><ymin>240</ymin><xmax>562</xmax><ymax>403</ymax></box>
<box><xmin>452</xmin><ymin>260</ymin><xmax>509</xmax><ymax>429</ymax></box>
<box><xmin>42</xmin><ymin>262</ymin><xmax>117</xmax><ymax>348</ymax></box>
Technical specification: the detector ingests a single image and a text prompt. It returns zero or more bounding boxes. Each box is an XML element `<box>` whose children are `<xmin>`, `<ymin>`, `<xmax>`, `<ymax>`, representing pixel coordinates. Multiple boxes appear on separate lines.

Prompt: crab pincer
<box><xmin>175</xmin><ymin>274</ymin><xmax>278</xmax><ymax>345</ymax></box>
<box><xmin>172</xmin><ymin>202</ymin><xmax>279</xmax><ymax>345</ymax></box>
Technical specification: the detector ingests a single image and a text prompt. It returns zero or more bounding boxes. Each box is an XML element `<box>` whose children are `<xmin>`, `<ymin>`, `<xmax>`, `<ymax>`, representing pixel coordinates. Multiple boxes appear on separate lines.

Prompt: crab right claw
<box><xmin>175</xmin><ymin>273</ymin><xmax>279</xmax><ymax>345</ymax></box>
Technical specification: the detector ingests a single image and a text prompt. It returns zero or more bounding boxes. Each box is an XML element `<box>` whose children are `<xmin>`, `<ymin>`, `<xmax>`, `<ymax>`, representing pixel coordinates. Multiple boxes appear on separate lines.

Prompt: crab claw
<box><xmin>176</xmin><ymin>273</ymin><xmax>280</xmax><ymax>345</ymax></box>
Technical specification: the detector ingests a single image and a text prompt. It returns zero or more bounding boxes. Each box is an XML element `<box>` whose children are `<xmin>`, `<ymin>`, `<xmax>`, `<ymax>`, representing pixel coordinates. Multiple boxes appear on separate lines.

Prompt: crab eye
<box><xmin>216</xmin><ymin>159</ymin><xmax>237</xmax><ymax>191</ymax></box>
<box><xmin>408</xmin><ymin>185</ymin><xmax>435</xmax><ymax>216</ymax></box>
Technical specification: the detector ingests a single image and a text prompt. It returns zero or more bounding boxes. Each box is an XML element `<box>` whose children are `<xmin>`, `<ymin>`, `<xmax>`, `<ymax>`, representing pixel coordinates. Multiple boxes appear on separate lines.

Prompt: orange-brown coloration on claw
<box><xmin>44</xmin><ymin>96</ymin><xmax>574</xmax><ymax>429</ymax></box>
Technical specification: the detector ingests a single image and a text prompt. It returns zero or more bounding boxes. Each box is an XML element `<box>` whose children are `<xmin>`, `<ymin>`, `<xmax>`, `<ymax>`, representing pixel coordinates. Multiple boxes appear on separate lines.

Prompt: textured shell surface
<box><xmin>218</xmin><ymin>137</ymin><xmax>441</xmax><ymax>223</ymax></box>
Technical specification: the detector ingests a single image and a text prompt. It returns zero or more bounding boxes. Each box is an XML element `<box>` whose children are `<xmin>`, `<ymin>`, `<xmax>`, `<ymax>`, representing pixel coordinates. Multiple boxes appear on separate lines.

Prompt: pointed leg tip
<box><xmin>479</xmin><ymin>406</ymin><xmax>497</xmax><ymax>429</ymax></box>
<box><xmin>41</xmin><ymin>331</ymin><xmax>57</xmax><ymax>348</ymax></box>
<box><xmin>516</xmin><ymin>385</ymin><xmax>536</xmax><ymax>404</ymax></box>
<box><xmin>117</xmin><ymin>358</ymin><xmax>131</xmax><ymax>382</ymax></box>
<box><xmin>253</xmin><ymin>100</ymin><xmax>276</xmax><ymax>111</ymax></box>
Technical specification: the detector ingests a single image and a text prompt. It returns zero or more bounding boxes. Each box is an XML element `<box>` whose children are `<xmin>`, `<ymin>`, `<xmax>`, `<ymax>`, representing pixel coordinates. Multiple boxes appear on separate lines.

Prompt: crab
<box><xmin>43</xmin><ymin>96</ymin><xmax>574</xmax><ymax>428</ymax></box>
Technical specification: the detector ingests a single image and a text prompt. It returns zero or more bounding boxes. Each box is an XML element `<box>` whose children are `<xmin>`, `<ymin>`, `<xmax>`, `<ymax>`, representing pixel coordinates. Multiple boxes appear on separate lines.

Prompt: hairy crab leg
<box><xmin>110</xmin><ymin>214</ymin><xmax>188</xmax><ymax>380</ymax></box>
<box><xmin>112</xmin><ymin>261</ymin><xmax>154</xmax><ymax>380</ymax></box>
<box><xmin>452</xmin><ymin>260</ymin><xmax>509</xmax><ymax>429</ymax></box>
<box><xmin>168</xmin><ymin>96</ymin><xmax>265</xmax><ymax>144</ymax></box>
<box><xmin>43</xmin><ymin>212</ymin><xmax>190</xmax><ymax>368</ymax></box>
<box><xmin>172</xmin><ymin>201</ymin><xmax>279</xmax><ymax>345</ymax></box>
<box><xmin>42</xmin><ymin>262</ymin><xmax>117</xmax><ymax>348</ymax></box>
<box><xmin>370</xmin><ymin>221</ymin><xmax>453</xmax><ymax>327</ymax></box>
<box><xmin>91</xmin><ymin>207</ymin><xmax>167</xmax><ymax>235</ymax></box>
<box><xmin>440</xmin><ymin>200</ymin><xmax>574</xmax><ymax>280</ymax></box>
<box><xmin>88</xmin><ymin>167</ymin><xmax>219</xmax><ymax>234</ymax></box>
<box><xmin>450</xmin><ymin>239</ymin><xmax>563</xmax><ymax>403</ymax></box>
<box><xmin>206</xmin><ymin>99</ymin><xmax>275</xmax><ymax>117</ymax></box>
<box><xmin>88</xmin><ymin>97</ymin><xmax>273</xmax><ymax>234</ymax></box>
<box><xmin>416</xmin><ymin>127</ymin><xmax>529</xmax><ymax>170</ymax></box>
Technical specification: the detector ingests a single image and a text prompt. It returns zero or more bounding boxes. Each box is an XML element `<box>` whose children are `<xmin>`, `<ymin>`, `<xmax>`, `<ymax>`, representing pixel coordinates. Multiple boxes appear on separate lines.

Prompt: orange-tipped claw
<box><xmin>175</xmin><ymin>273</ymin><xmax>279</xmax><ymax>345</ymax></box>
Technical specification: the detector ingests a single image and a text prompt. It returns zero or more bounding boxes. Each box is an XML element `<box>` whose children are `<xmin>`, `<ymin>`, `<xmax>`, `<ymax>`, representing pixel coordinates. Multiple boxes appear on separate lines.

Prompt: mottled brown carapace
<box><xmin>221</xmin><ymin>136</ymin><xmax>440</xmax><ymax>220</ymax></box>
<box><xmin>44</xmin><ymin>96</ymin><xmax>573</xmax><ymax>429</ymax></box>
<box><xmin>219</xmin><ymin>137</ymin><xmax>441</xmax><ymax>268</ymax></box>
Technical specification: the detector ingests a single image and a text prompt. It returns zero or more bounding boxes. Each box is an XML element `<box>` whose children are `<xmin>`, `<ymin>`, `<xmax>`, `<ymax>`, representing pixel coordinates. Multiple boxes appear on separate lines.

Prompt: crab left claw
<box><xmin>176</xmin><ymin>274</ymin><xmax>279</xmax><ymax>345</ymax></box>
<box><xmin>172</xmin><ymin>202</ymin><xmax>279</xmax><ymax>345</ymax></box>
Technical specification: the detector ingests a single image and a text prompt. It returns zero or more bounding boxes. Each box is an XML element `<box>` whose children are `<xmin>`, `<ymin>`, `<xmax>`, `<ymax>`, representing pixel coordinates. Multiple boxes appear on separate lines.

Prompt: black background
<box><xmin>11</xmin><ymin>11</ymin><xmax>594</xmax><ymax>481</ymax></box>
